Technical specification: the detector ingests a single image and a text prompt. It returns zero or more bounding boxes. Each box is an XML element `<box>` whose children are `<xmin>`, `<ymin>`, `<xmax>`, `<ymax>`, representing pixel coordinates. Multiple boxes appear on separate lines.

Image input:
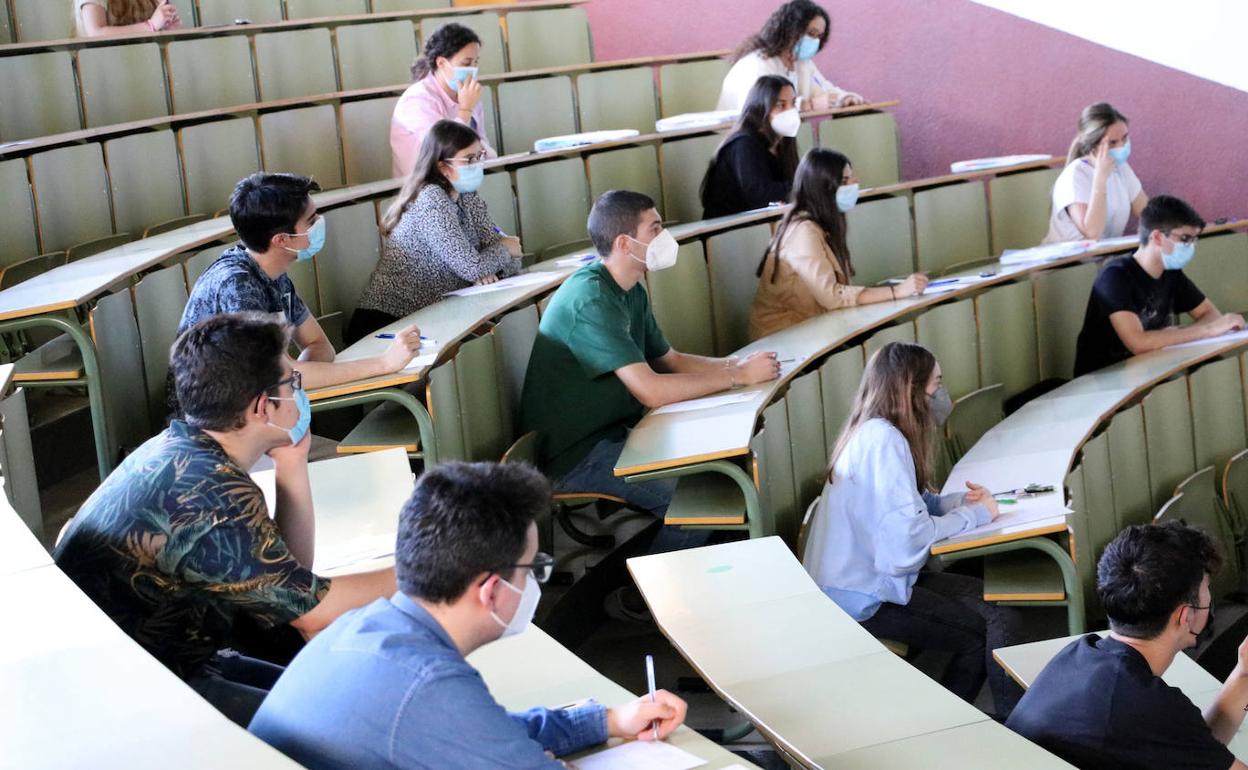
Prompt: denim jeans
<box><xmin>187</xmin><ymin>650</ymin><xmax>286</xmax><ymax>727</ymax></box>
<box><xmin>556</xmin><ymin>437</ymin><xmax>708</xmax><ymax>553</ymax></box>
<box><xmin>860</xmin><ymin>571</ymin><xmax>1024</xmax><ymax>718</ymax></box>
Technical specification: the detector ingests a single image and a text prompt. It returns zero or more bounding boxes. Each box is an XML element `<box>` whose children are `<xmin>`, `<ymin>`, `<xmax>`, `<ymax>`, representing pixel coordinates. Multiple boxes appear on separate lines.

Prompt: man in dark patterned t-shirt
<box><xmin>55</xmin><ymin>313</ymin><xmax>396</xmax><ymax>726</ymax></box>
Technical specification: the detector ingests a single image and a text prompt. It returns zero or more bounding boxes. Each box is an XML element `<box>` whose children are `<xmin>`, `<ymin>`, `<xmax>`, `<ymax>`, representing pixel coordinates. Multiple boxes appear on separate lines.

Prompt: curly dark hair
<box><xmin>411</xmin><ymin>22</ymin><xmax>482</xmax><ymax>81</ymax></box>
<box><xmin>734</xmin><ymin>0</ymin><xmax>830</xmax><ymax>61</ymax></box>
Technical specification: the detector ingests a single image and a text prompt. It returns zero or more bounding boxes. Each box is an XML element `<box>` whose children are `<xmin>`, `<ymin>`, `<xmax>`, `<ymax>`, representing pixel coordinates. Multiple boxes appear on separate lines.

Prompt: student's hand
<box><xmin>474</xmin><ymin>274</ymin><xmax>500</xmax><ymax>286</ymax></box>
<box><xmin>976</xmin><ymin>491</ymin><xmax>1002</xmax><ymax>521</ymax></box>
<box><xmin>380</xmin><ymin>324</ymin><xmax>423</xmax><ymax>372</ymax></box>
<box><xmin>149</xmin><ymin>1</ymin><xmax>180</xmax><ymax>30</ymax></box>
<box><xmin>1092</xmin><ymin>138</ymin><xmax>1113</xmax><ymax>181</ymax></box>
<box><xmin>896</xmin><ymin>273</ymin><xmax>929</xmax><ymax>297</ymax></box>
<box><xmin>837</xmin><ymin>92</ymin><xmax>866</xmax><ymax>107</ymax></box>
<box><xmin>736</xmin><ymin>351</ymin><xmax>781</xmax><ymax>385</ymax></box>
<box><xmin>501</xmin><ymin>235</ymin><xmax>523</xmax><ymax>258</ymax></box>
<box><xmin>808</xmin><ymin>93</ymin><xmax>833</xmax><ymax>111</ymax></box>
<box><xmin>963</xmin><ymin>481</ymin><xmax>993</xmax><ymax>506</ymax></box>
<box><xmin>1209</xmin><ymin>313</ymin><xmax>1247</xmax><ymax>337</ymax></box>
<box><xmin>456</xmin><ymin>74</ymin><xmax>483</xmax><ymax>114</ymax></box>
<box><xmin>267</xmin><ymin>425</ymin><xmax>312</xmax><ymax>464</ymax></box>
<box><xmin>606</xmin><ymin>691</ymin><xmax>688</xmax><ymax>741</ymax></box>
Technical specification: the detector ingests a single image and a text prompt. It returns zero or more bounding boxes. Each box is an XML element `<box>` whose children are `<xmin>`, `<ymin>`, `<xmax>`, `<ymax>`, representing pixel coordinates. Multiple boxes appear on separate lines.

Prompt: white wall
<box><xmin>968</xmin><ymin>0</ymin><xmax>1248</xmax><ymax>94</ymax></box>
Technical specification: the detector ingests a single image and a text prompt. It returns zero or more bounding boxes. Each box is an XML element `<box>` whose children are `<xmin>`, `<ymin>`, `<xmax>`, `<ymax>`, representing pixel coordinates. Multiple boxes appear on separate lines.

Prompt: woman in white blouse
<box><xmin>1043</xmin><ymin>102</ymin><xmax>1149</xmax><ymax>243</ymax></box>
<box><xmin>717</xmin><ymin>0</ymin><xmax>864</xmax><ymax>113</ymax></box>
<box><xmin>803</xmin><ymin>342</ymin><xmax>1025</xmax><ymax>716</ymax></box>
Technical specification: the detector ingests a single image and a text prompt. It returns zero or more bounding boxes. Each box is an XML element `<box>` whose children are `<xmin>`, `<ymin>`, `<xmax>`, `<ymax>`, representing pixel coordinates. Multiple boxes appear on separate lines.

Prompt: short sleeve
<box><xmin>1139</xmin><ymin>688</ymin><xmax>1237</xmax><ymax>769</ymax></box>
<box><xmin>1052</xmin><ymin>162</ymin><xmax>1093</xmax><ymax>212</ymax></box>
<box><xmin>187</xmin><ymin>477</ymin><xmax>328</xmax><ymax>627</ymax></box>
<box><xmin>1091</xmin><ymin>265</ymin><xmax>1137</xmax><ymax>316</ymax></box>
<box><xmin>1172</xmin><ymin>271</ymin><xmax>1207</xmax><ymax>315</ymax></box>
<box><xmin>563</xmin><ymin>296</ymin><xmax>647</xmax><ymax>379</ymax></box>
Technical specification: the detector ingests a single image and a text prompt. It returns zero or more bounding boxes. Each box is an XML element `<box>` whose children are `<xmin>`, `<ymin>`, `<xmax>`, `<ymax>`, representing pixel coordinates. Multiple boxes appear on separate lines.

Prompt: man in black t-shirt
<box><xmin>1007</xmin><ymin>522</ymin><xmax>1248</xmax><ymax>769</ymax></box>
<box><xmin>1073</xmin><ymin>194</ymin><xmax>1244</xmax><ymax>376</ymax></box>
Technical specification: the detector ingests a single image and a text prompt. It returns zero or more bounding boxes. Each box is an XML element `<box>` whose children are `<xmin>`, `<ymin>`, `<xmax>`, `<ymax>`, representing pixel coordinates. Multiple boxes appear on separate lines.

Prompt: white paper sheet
<box><xmin>950</xmin><ymin>154</ymin><xmax>1051</xmax><ymax>173</ymax></box>
<box><xmin>444</xmin><ymin>272</ymin><xmax>555</xmax><ymax>298</ymax></box>
<box><xmin>1000</xmin><ymin>241</ymin><xmax>1095</xmax><ymax>265</ymax></box>
<box><xmin>402</xmin><ymin>349</ymin><xmax>441</xmax><ymax>372</ymax></box>
<box><xmin>921</xmin><ymin>275</ymin><xmax>991</xmax><ymax>295</ymax></box>
<box><xmin>650</xmin><ymin>391</ymin><xmax>762</xmax><ymax>416</ymax></box>
<box><xmin>572</xmin><ymin>741</ymin><xmax>706</xmax><ymax>770</ymax></box>
<box><xmin>1165</xmin><ymin>328</ymin><xmax>1248</xmax><ymax>351</ymax></box>
<box><xmin>554</xmin><ymin>253</ymin><xmax>598</xmax><ymax>268</ymax></box>
<box><xmin>655</xmin><ymin>110</ymin><xmax>738</xmax><ymax>132</ymax></box>
<box><xmin>534</xmin><ymin>129</ymin><xmax>640</xmax><ymax>152</ymax></box>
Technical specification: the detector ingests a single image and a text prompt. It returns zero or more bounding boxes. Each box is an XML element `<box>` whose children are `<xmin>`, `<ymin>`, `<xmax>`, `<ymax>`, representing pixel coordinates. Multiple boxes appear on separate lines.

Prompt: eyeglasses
<box><xmin>268</xmin><ymin>370</ymin><xmax>303</xmax><ymax>396</ymax></box>
<box><xmin>1187</xmin><ymin>602</ymin><xmax>1212</xmax><ymax>612</ymax></box>
<box><xmin>1166</xmin><ymin>231</ymin><xmax>1200</xmax><ymax>246</ymax></box>
<box><xmin>447</xmin><ymin>152</ymin><xmax>487</xmax><ymax>165</ymax></box>
<box><xmin>498</xmin><ymin>552</ymin><xmax>555</xmax><ymax>584</ymax></box>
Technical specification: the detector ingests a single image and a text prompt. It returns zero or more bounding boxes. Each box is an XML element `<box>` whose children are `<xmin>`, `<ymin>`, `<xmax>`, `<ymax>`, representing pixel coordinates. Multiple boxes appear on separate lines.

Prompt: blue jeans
<box><xmin>557</xmin><ymin>438</ymin><xmax>706</xmax><ymax>553</ymax></box>
<box><xmin>187</xmin><ymin>650</ymin><xmax>285</xmax><ymax>727</ymax></box>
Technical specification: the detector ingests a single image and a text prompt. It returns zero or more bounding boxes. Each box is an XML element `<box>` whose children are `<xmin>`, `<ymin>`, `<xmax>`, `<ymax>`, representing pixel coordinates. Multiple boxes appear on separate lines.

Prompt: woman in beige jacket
<box><xmin>749</xmin><ymin>149</ymin><xmax>928</xmax><ymax>340</ymax></box>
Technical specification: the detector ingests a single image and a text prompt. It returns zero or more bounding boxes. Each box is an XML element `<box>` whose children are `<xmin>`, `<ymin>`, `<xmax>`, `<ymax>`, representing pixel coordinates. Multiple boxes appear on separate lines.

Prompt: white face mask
<box><xmin>627</xmin><ymin>229</ymin><xmax>679</xmax><ymax>272</ymax></box>
<box><xmin>770</xmin><ymin>107</ymin><xmax>801</xmax><ymax>138</ymax></box>
<box><xmin>490</xmin><ymin>571</ymin><xmax>540</xmax><ymax>639</ymax></box>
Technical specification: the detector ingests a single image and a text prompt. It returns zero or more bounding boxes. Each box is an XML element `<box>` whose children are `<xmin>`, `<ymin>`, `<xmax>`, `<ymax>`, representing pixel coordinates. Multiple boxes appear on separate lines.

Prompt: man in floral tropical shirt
<box><xmin>54</xmin><ymin>312</ymin><xmax>395</xmax><ymax>725</ymax></box>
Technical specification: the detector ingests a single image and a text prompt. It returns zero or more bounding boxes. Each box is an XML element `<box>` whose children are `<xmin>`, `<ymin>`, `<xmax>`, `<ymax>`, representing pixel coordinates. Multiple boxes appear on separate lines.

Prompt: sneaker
<box><xmin>603</xmin><ymin>586</ymin><xmax>652</xmax><ymax>623</ymax></box>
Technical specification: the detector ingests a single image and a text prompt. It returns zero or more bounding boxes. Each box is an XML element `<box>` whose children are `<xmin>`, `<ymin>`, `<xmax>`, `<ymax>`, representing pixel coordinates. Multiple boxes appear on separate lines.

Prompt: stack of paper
<box><xmin>1000</xmin><ymin>240</ymin><xmax>1095</xmax><ymax>265</ymax></box>
<box><xmin>444</xmin><ymin>271</ymin><xmax>555</xmax><ymax>298</ymax></box>
<box><xmin>655</xmin><ymin>110</ymin><xmax>738</xmax><ymax>133</ymax></box>
<box><xmin>950</xmin><ymin>154</ymin><xmax>1051</xmax><ymax>173</ymax></box>
<box><xmin>573</xmin><ymin>740</ymin><xmax>706</xmax><ymax>770</ymax></box>
<box><xmin>534</xmin><ymin>130</ymin><xmax>640</xmax><ymax>153</ymax></box>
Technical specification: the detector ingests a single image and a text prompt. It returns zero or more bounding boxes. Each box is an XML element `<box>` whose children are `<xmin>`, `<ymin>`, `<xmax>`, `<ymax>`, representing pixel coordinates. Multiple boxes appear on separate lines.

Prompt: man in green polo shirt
<box><xmin>520</xmin><ymin>190</ymin><xmax>779</xmax><ymax>516</ymax></box>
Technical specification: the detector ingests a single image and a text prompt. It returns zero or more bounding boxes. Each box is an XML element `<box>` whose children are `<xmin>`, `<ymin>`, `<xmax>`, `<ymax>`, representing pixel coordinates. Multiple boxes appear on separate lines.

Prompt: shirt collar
<box><xmin>389</xmin><ymin>591</ymin><xmax>461</xmax><ymax>654</ymax></box>
<box><xmin>420</xmin><ymin>73</ymin><xmax>458</xmax><ymax>113</ymax></box>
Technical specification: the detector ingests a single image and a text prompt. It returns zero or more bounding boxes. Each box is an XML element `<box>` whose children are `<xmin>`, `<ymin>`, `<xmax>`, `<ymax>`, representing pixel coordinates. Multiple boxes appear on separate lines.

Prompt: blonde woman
<box><xmin>802</xmin><ymin>342</ymin><xmax>1024</xmax><ymax>716</ymax></box>
<box><xmin>76</xmin><ymin>0</ymin><xmax>180</xmax><ymax>37</ymax></box>
<box><xmin>1044</xmin><ymin>102</ymin><xmax>1149</xmax><ymax>243</ymax></box>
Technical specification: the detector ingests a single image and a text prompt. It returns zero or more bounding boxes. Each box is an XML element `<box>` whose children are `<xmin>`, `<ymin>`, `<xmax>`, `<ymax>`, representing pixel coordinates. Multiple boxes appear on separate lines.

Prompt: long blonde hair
<box><xmin>827</xmin><ymin>342</ymin><xmax>938</xmax><ymax>491</ymax></box>
<box><xmin>381</xmin><ymin>120</ymin><xmax>480</xmax><ymax>236</ymax></box>
<box><xmin>1066</xmin><ymin>102</ymin><xmax>1129</xmax><ymax>164</ymax></box>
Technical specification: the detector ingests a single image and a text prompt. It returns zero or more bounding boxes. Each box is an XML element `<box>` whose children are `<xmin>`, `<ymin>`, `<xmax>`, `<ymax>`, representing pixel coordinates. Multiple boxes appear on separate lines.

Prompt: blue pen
<box><xmin>375</xmin><ymin>333</ymin><xmax>433</xmax><ymax>341</ymax></box>
<box><xmin>927</xmin><ymin>278</ymin><xmax>960</xmax><ymax>287</ymax></box>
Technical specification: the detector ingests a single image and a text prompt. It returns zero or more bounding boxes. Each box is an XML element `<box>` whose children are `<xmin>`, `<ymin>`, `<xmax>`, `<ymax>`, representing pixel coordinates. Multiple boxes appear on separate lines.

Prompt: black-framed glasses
<box><xmin>1166</xmin><ymin>231</ymin><xmax>1200</xmax><ymax>246</ymax></box>
<box><xmin>268</xmin><ymin>370</ymin><xmax>303</xmax><ymax>396</ymax></box>
<box><xmin>499</xmin><ymin>552</ymin><xmax>555</xmax><ymax>584</ymax></box>
<box><xmin>1188</xmin><ymin>603</ymin><xmax>1212</xmax><ymax>611</ymax></box>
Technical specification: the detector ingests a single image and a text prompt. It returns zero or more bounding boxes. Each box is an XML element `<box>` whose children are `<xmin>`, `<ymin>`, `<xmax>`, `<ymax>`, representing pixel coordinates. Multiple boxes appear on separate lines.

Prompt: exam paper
<box><xmin>922</xmin><ymin>275</ymin><xmax>990</xmax><ymax>295</ymax></box>
<box><xmin>444</xmin><ymin>272</ymin><xmax>555</xmax><ymax>297</ymax></box>
<box><xmin>1165</xmin><ymin>328</ymin><xmax>1248</xmax><ymax>352</ymax></box>
<box><xmin>402</xmin><ymin>349</ymin><xmax>440</xmax><ymax>372</ymax></box>
<box><xmin>554</xmin><ymin>253</ymin><xmax>598</xmax><ymax>268</ymax></box>
<box><xmin>655</xmin><ymin>110</ymin><xmax>739</xmax><ymax>132</ymax></box>
<box><xmin>1000</xmin><ymin>241</ymin><xmax>1094</xmax><ymax>265</ymax></box>
<box><xmin>534</xmin><ymin>129</ymin><xmax>640</xmax><ymax>153</ymax></box>
<box><xmin>650</xmin><ymin>391</ymin><xmax>762</xmax><ymax>416</ymax></box>
<box><xmin>572</xmin><ymin>741</ymin><xmax>706</xmax><ymax>770</ymax></box>
<box><xmin>950</xmin><ymin>154</ymin><xmax>1051</xmax><ymax>173</ymax></box>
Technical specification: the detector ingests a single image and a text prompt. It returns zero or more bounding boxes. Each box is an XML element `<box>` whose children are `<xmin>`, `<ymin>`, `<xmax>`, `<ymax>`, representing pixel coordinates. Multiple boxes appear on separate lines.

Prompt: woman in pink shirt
<box><xmin>390</xmin><ymin>23</ymin><xmax>498</xmax><ymax>179</ymax></box>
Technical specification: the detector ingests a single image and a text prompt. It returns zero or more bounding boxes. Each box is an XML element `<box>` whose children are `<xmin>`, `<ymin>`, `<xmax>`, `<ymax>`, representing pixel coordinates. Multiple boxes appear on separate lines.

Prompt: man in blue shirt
<box><xmin>249</xmin><ymin>461</ymin><xmax>688</xmax><ymax>769</ymax></box>
<box><xmin>1007</xmin><ymin>522</ymin><xmax>1248</xmax><ymax>769</ymax></box>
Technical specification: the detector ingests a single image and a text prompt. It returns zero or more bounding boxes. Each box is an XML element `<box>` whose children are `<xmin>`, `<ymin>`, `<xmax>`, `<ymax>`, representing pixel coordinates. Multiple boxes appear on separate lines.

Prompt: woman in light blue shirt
<box><xmin>803</xmin><ymin>341</ymin><xmax>1024</xmax><ymax>716</ymax></box>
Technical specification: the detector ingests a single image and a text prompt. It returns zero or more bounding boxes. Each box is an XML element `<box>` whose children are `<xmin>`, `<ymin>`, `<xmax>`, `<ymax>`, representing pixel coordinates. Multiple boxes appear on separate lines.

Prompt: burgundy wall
<box><xmin>583</xmin><ymin>0</ymin><xmax>1248</xmax><ymax>221</ymax></box>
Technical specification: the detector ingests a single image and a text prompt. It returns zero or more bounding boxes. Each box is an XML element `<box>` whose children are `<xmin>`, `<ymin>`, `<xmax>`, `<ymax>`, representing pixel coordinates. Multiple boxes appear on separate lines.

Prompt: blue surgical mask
<box><xmin>1162</xmin><ymin>238</ymin><xmax>1195</xmax><ymax>271</ymax></box>
<box><xmin>793</xmin><ymin>34</ymin><xmax>821</xmax><ymax>61</ymax></box>
<box><xmin>268</xmin><ymin>387</ymin><xmax>311</xmax><ymax>446</ymax></box>
<box><xmin>448</xmin><ymin>66</ymin><xmax>478</xmax><ymax>92</ymax></box>
<box><xmin>285</xmin><ymin>217</ymin><xmax>326</xmax><ymax>262</ymax></box>
<box><xmin>452</xmin><ymin>162</ymin><xmax>485</xmax><ymax>194</ymax></box>
<box><xmin>1108</xmin><ymin>141</ymin><xmax>1131</xmax><ymax>165</ymax></box>
<box><xmin>836</xmin><ymin>183</ymin><xmax>860</xmax><ymax>213</ymax></box>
